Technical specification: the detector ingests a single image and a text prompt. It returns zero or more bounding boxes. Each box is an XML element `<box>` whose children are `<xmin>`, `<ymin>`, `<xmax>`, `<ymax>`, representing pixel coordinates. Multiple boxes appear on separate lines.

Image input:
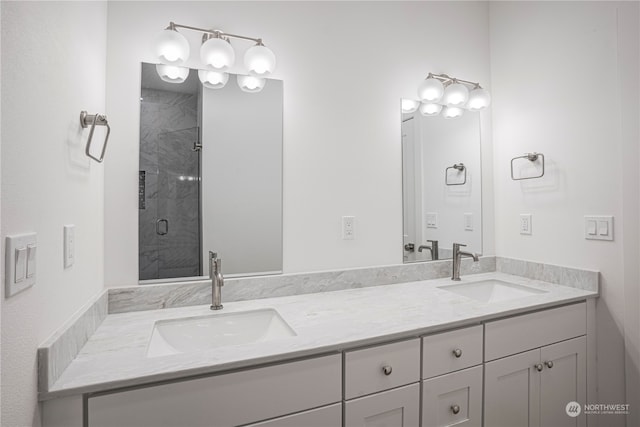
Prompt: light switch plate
<box><xmin>426</xmin><ymin>213</ymin><xmax>438</xmax><ymax>229</ymax></box>
<box><xmin>5</xmin><ymin>233</ymin><xmax>37</xmax><ymax>298</ymax></box>
<box><xmin>464</xmin><ymin>213</ymin><xmax>473</xmax><ymax>231</ymax></box>
<box><xmin>585</xmin><ymin>215</ymin><xmax>613</xmax><ymax>241</ymax></box>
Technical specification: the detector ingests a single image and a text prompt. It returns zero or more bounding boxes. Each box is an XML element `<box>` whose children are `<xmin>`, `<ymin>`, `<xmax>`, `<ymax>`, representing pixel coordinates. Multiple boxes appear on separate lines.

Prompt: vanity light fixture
<box><xmin>414</xmin><ymin>73</ymin><xmax>491</xmax><ymax>118</ymax></box>
<box><xmin>153</xmin><ymin>21</ymin><xmax>277</xmax><ymax>92</ymax></box>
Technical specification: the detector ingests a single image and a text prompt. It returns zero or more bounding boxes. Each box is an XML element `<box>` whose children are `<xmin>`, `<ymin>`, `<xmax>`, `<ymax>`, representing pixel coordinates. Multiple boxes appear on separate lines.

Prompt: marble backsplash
<box><xmin>38</xmin><ymin>290</ymin><xmax>108</xmax><ymax>393</ymax></box>
<box><xmin>108</xmin><ymin>256</ymin><xmax>496</xmax><ymax>314</ymax></box>
<box><xmin>496</xmin><ymin>257</ymin><xmax>599</xmax><ymax>293</ymax></box>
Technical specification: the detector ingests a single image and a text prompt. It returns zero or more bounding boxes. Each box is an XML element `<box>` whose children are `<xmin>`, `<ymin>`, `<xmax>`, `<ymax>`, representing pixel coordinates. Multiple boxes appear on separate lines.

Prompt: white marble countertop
<box><xmin>41</xmin><ymin>272</ymin><xmax>597</xmax><ymax>400</ymax></box>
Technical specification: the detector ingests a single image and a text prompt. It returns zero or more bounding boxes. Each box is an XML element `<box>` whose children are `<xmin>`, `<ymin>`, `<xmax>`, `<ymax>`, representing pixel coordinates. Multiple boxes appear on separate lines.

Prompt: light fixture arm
<box><xmin>427</xmin><ymin>73</ymin><xmax>482</xmax><ymax>89</ymax></box>
<box><xmin>168</xmin><ymin>21</ymin><xmax>263</xmax><ymax>44</ymax></box>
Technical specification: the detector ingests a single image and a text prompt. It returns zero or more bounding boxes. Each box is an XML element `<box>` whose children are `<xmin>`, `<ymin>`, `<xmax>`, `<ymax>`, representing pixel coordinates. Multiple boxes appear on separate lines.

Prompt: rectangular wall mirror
<box><xmin>401</xmin><ymin>105</ymin><xmax>482</xmax><ymax>262</ymax></box>
<box><xmin>139</xmin><ymin>62</ymin><xmax>283</xmax><ymax>282</ymax></box>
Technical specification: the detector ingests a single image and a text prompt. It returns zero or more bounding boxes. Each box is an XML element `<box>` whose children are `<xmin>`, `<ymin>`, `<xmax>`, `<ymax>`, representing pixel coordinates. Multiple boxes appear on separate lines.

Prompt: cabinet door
<box><xmin>422</xmin><ymin>366</ymin><xmax>483</xmax><ymax>427</ymax></box>
<box><xmin>244</xmin><ymin>403</ymin><xmax>342</xmax><ymax>427</ymax></box>
<box><xmin>345</xmin><ymin>383</ymin><xmax>420</xmax><ymax>427</ymax></box>
<box><xmin>540</xmin><ymin>337</ymin><xmax>586</xmax><ymax>427</ymax></box>
<box><xmin>484</xmin><ymin>349</ymin><xmax>541</xmax><ymax>427</ymax></box>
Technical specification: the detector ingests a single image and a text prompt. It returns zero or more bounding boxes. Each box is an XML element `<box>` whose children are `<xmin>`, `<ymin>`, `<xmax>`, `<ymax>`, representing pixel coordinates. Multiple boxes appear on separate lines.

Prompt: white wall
<box><xmin>490</xmin><ymin>2</ymin><xmax>638</xmax><ymax>423</ymax></box>
<box><xmin>104</xmin><ymin>1</ymin><xmax>494</xmax><ymax>286</ymax></box>
<box><xmin>201</xmin><ymin>78</ymin><xmax>283</xmax><ymax>275</ymax></box>
<box><xmin>0</xmin><ymin>2</ymin><xmax>107</xmax><ymax>426</ymax></box>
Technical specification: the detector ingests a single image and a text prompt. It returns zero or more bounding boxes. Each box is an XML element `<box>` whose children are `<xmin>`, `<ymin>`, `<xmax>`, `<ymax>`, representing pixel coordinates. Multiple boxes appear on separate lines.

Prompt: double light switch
<box><xmin>5</xmin><ymin>233</ymin><xmax>37</xmax><ymax>297</ymax></box>
<box><xmin>585</xmin><ymin>216</ymin><xmax>613</xmax><ymax>241</ymax></box>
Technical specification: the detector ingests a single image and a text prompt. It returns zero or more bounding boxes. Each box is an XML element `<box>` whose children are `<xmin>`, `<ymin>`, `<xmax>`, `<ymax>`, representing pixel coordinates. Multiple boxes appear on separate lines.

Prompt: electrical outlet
<box><xmin>64</xmin><ymin>225</ymin><xmax>75</xmax><ymax>268</ymax></box>
<box><xmin>520</xmin><ymin>214</ymin><xmax>532</xmax><ymax>235</ymax></box>
<box><xmin>342</xmin><ymin>216</ymin><xmax>355</xmax><ymax>240</ymax></box>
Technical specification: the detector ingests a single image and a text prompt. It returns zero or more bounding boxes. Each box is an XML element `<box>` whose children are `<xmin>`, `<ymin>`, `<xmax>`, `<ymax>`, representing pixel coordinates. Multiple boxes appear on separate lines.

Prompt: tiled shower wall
<box><xmin>139</xmin><ymin>88</ymin><xmax>200</xmax><ymax>280</ymax></box>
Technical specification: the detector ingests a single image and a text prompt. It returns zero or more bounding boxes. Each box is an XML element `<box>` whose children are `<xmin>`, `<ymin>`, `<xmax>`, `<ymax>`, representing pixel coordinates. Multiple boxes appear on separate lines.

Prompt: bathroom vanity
<box><xmin>39</xmin><ymin>268</ymin><xmax>596</xmax><ymax>427</ymax></box>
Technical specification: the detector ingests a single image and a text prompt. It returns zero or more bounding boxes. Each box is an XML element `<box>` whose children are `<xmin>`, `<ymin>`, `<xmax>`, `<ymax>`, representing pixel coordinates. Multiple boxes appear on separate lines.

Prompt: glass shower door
<box><xmin>155</xmin><ymin>127</ymin><xmax>201</xmax><ymax>279</ymax></box>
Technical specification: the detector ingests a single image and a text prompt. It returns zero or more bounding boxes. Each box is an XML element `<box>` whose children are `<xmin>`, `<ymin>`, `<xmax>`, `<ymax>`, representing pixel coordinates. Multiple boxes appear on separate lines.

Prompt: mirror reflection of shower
<box><xmin>139</xmin><ymin>65</ymin><xmax>202</xmax><ymax>281</ymax></box>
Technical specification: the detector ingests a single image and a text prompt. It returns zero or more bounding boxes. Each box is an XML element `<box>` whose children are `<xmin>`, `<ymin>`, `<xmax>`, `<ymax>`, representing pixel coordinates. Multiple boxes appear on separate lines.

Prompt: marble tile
<box><xmin>109</xmin><ymin>257</ymin><xmax>496</xmax><ymax>314</ymax></box>
<box><xmin>496</xmin><ymin>257</ymin><xmax>598</xmax><ymax>292</ymax></box>
<box><xmin>38</xmin><ymin>290</ymin><xmax>108</xmax><ymax>393</ymax></box>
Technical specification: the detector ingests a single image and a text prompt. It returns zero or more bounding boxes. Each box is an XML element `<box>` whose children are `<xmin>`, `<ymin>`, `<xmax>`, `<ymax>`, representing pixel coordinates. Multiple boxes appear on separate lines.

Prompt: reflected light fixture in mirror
<box><xmin>414</xmin><ymin>73</ymin><xmax>490</xmax><ymax>118</ymax></box>
<box><xmin>153</xmin><ymin>21</ymin><xmax>277</xmax><ymax>93</ymax></box>
<box><xmin>402</xmin><ymin>99</ymin><xmax>420</xmax><ymax>114</ymax></box>
<box><xmin>198</xmin><ymin>70</ymin><xmax>229</xmax><ymax>89</ymax></box>
<box><xmin>156</xmin><ymin>64</ymin><xmax>190</xmax><ymax>83</ymax></box>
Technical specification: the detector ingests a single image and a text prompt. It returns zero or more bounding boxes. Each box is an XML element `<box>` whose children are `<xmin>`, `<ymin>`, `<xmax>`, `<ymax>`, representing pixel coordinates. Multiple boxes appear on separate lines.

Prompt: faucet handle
<box><xmin>209</xmin><ymin>251</ymin><xmax>218</xmax><ymax>260</ymax></box>
<box><xmin>427</xmin><ymin>239</ymin><xmax>437</xmax><ymax>244</ymax></box>
<box><xmin>453</xmin><ymin>242</ymin><xmax>466</xmax><ymax>248</ymax></box>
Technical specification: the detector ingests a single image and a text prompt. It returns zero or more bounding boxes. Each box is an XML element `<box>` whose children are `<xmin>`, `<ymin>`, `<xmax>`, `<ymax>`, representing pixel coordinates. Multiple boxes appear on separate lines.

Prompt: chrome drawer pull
<box><xmin>452</xmin><ymin>348</ymin><xmax>463</xmax><ymax>358</ymax></box>
<box><xmin>451</xmin><ymin>404</ymin><xmax>461</xmax><ymax>415</ymax></box>
<box><xmin>535</xmin><ymin>363</ymin><xmax>543</xmax><ymax>372</ymax></box>
<box><xmin>382</xmin><ymin>365</ymin><xmax>393</xmax><ymax>376</ymax></box>
<box><xmin>545</xmin><ymin>360</ymin><xmax>554</xmax><ymax>369</ymax></box>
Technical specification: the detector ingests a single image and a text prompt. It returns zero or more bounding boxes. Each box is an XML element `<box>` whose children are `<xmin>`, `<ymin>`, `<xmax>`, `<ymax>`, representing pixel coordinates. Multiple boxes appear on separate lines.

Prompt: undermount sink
<box><xmin>438</xmin><ymin>279</ymin><xmax>547</xmax><ymax>303</ymax></box>
<box><xmin>146</xmin><ymin>308</ymin><xmax>297</xmax><ymax>357</ymax></box>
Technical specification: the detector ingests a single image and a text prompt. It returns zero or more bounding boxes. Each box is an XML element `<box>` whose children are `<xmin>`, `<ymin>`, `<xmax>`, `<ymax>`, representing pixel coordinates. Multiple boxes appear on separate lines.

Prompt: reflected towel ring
<box><xmin>445</xmin><ymin>163</ymin><xmax>467</xmax><ymax>186</ymax></box>
<box><xmin>80</xmin><ymin>111</ymin><xmax>111</xmax><ymax>163</ymax></box>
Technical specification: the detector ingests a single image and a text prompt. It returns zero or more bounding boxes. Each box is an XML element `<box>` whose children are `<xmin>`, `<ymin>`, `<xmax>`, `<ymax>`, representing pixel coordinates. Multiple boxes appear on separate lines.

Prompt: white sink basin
<box><xmin>438</xmin><ymin>279</ymin><xmax>547</xmax><ymax>303</ymax></box>
<box><xmin>146</xmin><ymin>308</ymin><xmax>297</xmax><ymax>357</ymax></box>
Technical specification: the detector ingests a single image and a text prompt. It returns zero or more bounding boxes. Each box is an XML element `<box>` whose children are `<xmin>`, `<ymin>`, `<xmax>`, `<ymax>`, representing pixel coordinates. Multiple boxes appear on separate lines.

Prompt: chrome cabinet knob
<box><xmin>535</xmin><ymin>363</ymin><xmax>543</xmax><ymax>372</ymax></box>
<box><xmin>451</xmin><ymin>404</ymin><xmax>461</xmax><ymax>415</ymax></box>
<box><xmin>382</xmin><ymin>365</ymin><xmax>393</xmax><ymax>376</ymax></box>
<box><xmin>545</xmin><ymin>361</ymin><xmax>554</xmax><ymax>369</ymax></box>
<box><xmin>452</xmin><ymin>348</ymin><xmax>463</xmax><ymax>358</ymax></box>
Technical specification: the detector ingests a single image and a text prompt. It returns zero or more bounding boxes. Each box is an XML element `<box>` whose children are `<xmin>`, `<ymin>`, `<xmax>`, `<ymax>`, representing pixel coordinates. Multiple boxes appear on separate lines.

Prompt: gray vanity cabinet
<box><xmin>344</xmin><ymin>383</ymin><xmax>420</xmax><ymax>426</ymax></box>
<box><xmin>87</xmin><ymin>354</ymin><xmax>342</xmax><ymax>427</ymax></box>
<box><xmin>484</xmin><ymin>303</ymin><xmax>587</xmax><ymax>427</ymax></box>
<box><xmin>421</xmin><ymin>325</ymin><xmax>484</xmax><ymax>427</ymax></box>
<box><xmin>343</xmin><ymin>339</ymin><xmax>421</xmax><ymax>427</ymax></box>
<box><xmin>243</xmin><ymin>403</ymin><xmax>342</xmax><ymax>427</ymax></box>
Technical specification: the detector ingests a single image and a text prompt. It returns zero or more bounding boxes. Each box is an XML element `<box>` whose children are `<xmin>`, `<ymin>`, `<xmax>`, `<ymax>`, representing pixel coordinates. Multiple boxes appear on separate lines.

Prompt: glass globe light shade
<box><xmin>156</xmin><ymin>64</ymin><xmax>189</xmax><ymax>84</ymax></box>
<box><xmin>419</xmin><ymin>103</ymin><xmax>443</xmax><ymax>116</ymax></box>
<box><xmin>467</xmin><ymin>87</ymin><xmax>491</xmax><ymax>111</ymax></box>
<box><xmin>200</xmin><ymin>37</ymin><xmax>235</xmax><ymax>70</ymax></box>
<box><xmin>417</xmin><ymin>77</ymin><xmax>445</xmax><ymax>102</ymax></box>
<box><xmin>153</xmin><ymin>29</ymin><xmax>190</xmax><ymax>65</ymax></box>
<box><xmin>442</xmin><ymin>106</ymin><xmax>464</xmax><ymax>119</ymax></box>
<box><xmin>244</xmin><ymin>44</ymin><xmax>276</xmax><ymax>76</ymax></box>
<box><xmin>401</xmin><ymin>99</ymin><xmax>420</xmax><ymax>114</ymax></box>
<box><xmin>237</xmin><ymin>75</ymin><xmax>266</xmax><ymax>93</ymax></box>
<box><xmin>198</xmin><ymin>70</ymin><xmax>229</xmax><ymax>89</ymax></box>
<box><xmin>443</xmin><ymin>82</ymin><xmax>469</xmax><ymax>106</ymax></box>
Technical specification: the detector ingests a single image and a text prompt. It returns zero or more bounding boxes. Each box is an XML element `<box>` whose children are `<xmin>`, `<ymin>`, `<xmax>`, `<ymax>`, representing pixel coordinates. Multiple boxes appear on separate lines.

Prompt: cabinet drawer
<box><xmin>87</xmin><ymin>354</ymin><xmax>341</xmax><ymax>427</ymax></box>
<box><xmin>345</xmin><ymin>383</ymin><xmax>420</xmax><ymax>427</ymax></box>
<box><xmin>422</xmin><ymin>325</ymin><xmax>483</xmax><ymax>379</ymax></box>
<box><xmin>245</xmin><ymin>403</ymin><xmax>342</xmax><ymax>427</ymax></box>
<box><xmin>345</xmin><ymin>338</ymin><xmax>420</xmax><ymax>399</ymax></box>
<box><xmin>485</xmin><ymin>302</ymin><xmax>586</xmax><ymax>361</ymax></box>
<box><xmin>422</xmin><ymin>366</ymin><xmax>483</xmax><ymax>427</ymax></box>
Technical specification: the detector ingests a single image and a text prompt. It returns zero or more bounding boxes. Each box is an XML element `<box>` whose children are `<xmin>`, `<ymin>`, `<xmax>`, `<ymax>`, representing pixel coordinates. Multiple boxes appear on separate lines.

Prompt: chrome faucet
<box><xmin>451</xmin><ymin>243</ymin><xmax>479</xmax><ymax>281</ymax></box>
<box><xmin>418</xmin><ymin>240</ymin><xmax>439</xmax><ymax>260</ymax></box>
<box><xmin>209</xmin><ymin>251</ymin><xmax>224</xmax><ymax>310</ymax></box>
